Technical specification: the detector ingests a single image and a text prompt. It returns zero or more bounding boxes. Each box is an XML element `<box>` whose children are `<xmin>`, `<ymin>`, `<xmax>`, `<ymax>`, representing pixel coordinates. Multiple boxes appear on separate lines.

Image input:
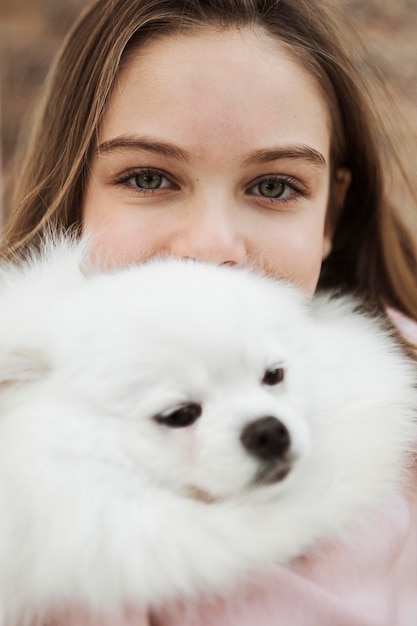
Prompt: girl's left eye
<box><xmin>247</xmin><ymin>177</ymin><xmax>301</xmax><ymax>201</ymax></box>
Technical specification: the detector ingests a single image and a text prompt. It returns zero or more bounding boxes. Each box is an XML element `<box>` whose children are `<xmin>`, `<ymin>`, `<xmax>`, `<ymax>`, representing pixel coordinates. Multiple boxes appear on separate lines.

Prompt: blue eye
<box><xmin>130</xmin><ymin>170</ymin><xmax>173</xmax><ymax>191</ymax></box>
<box><xmin>247</xmin><ymin>176</ymin><xmax>306</xmax><ymax>202</ymax></box>
<box><xmin>134</xmin><ymin>172</ymin><xmax>164</xmax><ymax>189</ymax></box>
<box><xmin>115</xmin><ymin>168</ymin><xmax>175</xmax><ymax>194</ymax></box>
<box><xmin>257</xmin><ymin>180</ymin><xmax>286</xmax><ymax>198</ymax></box>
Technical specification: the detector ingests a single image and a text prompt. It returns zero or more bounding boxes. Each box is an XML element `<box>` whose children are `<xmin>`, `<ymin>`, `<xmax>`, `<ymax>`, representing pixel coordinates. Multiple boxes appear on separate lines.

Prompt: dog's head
<box><xmin>0</xmin><ymin>252</ymin><xmax>313</xmax><ymax>505</ymax></box>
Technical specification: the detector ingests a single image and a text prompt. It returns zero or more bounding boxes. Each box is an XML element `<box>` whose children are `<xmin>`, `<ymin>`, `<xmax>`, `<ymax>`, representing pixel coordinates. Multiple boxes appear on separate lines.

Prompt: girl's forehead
<box><xmin>119</xmin><ymin>27</ymin><xmax>327</xmax><ymax>104</ymax></box>
<box><xmin>100</xmin><ymin>27</ymin><xmax>331</xmax><ymax>160</ymax></box>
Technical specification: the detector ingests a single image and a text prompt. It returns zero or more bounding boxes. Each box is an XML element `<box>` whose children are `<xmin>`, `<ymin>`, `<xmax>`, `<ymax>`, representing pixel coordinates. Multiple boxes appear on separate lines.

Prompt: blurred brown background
<box><xmin>0</xmin><ymin>0</ymin><xmax>416</xmax><ymax>217</ymax></box>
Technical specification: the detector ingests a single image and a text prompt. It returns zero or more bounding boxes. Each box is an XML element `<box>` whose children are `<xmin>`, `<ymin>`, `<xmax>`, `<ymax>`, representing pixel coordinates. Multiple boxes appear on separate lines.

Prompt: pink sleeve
<box><xmin>154</xmin><ymin>486</ymin><xmax>417</xmax><ymax>625</ymax></box>
<box><xmin>44</xmin><ymin>607</ymin><xmax>150</xmax><ymax>625</ymax></box>
<box><xmin>387</xmin><ymin>308</ymin><xmax>417</xmax><ymax>347</ymax></box>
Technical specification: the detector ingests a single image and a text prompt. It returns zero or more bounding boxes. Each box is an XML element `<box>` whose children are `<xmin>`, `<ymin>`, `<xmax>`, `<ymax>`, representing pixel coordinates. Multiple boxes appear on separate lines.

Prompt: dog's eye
<box><xmin>262</xmin><ymin>367</ymin><xmax>284</xmax><ymax>386</ymax></box>
<box><xmin>154</xmin><ymin>403</ymin><xmax>202</xmax><ymax>428</ymax></box>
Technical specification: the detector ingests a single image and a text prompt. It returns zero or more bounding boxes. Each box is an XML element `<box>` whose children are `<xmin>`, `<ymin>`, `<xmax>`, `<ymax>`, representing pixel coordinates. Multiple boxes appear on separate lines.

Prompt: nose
<box><xmin>240</xmin><ymin>416</ymin><xmax>290</xmax><ymax>461</ymax></box>
<box><xmin>168</xmin><ymin>198</ymin><xmax>247</xmax><ymax>265</ymax></box>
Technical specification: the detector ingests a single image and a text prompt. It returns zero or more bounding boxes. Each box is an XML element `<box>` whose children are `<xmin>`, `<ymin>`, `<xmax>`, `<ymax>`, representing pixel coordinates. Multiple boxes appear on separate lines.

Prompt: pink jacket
<box><xmin>50</xmin><ymin>313</ymin><xmax>417</xmax><ymax>626</ymax></box>
<box><xmin>154</xmin><ymin>487</ymin><xmax>417</xmax><ymax>625</ymax></box>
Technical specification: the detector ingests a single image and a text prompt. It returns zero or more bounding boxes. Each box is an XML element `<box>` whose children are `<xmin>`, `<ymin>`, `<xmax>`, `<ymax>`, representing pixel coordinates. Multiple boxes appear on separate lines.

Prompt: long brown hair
<box><xmin>3</xmin><ymin>0</ymin><xmax>417</xmax><ymax>321</ymax></box>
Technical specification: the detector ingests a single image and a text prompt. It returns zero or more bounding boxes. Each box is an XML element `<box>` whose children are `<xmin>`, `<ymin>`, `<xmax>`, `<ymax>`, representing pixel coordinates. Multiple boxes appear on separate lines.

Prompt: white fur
<box><xmin>0</xmin><ymin>239</ymin><xmax>415</xmax><ymax>623</ymax></box>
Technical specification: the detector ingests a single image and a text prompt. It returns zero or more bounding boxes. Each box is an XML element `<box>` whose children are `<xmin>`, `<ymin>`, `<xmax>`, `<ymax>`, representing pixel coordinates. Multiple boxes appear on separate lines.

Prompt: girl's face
<box><xmin>83</xmin><ymin>28</ymin><xmax>349</xmax><ymax>294</ymax></box>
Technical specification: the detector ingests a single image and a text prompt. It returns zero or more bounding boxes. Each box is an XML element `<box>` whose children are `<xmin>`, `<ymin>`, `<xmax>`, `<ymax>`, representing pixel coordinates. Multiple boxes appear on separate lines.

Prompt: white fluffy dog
<box><xmin>0</xmin><ymin>238</ymin><xmax>415</xmax><ymax>624</ymax></box>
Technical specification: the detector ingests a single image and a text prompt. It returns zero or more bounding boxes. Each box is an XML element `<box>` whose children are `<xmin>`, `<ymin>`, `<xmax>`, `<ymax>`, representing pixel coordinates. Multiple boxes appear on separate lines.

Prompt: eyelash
<box><xmin>247</xmin><ymin>175</ymin><xmax>308</xmax><ymax>203</ymax></box>
<box><xmin>114</xmin><ymin>167</ymin><xmax>309</xmax><ymax>203</ymax></box>
<box><xmin>114</xmin><ymin>168</ymin><xmax>177</xmax><ymax>196</ymax></box>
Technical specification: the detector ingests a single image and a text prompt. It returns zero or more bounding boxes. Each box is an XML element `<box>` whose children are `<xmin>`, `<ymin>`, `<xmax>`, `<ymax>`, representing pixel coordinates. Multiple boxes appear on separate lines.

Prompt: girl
<box><xmin>2</xmin><ymin>0</ymin><xmax>417</xmax><ymax>624</ymax></box>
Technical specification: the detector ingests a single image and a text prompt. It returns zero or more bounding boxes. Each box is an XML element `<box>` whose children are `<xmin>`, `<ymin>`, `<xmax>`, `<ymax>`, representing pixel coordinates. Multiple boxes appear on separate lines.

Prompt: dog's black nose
<box><xmin>240</xmin><ymin>416</ymin><xmax>290</xmax><ymax>461</ymax></box>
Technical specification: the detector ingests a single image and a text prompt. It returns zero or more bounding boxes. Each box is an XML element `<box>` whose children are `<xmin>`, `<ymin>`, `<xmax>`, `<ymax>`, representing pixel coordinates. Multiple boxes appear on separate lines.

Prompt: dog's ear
<box><xmin>0</xmin><ymin>348</ymin><xmax>49</xmax><ymax>389</ymax></box>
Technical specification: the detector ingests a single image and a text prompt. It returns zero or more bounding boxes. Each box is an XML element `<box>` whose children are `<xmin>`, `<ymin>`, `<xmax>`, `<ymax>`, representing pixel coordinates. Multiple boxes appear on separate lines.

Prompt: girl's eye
<box><xmin>133</xmin><ymin>172</ymin><xmax>170</xmax><ymax>190</ymax></box>
<box><xmin>117</xmin><ymin>168</ymin><xmax>175</xmax><ymax>193</ymax></box>
<box><xmin>258</xmin><ymin>180</ymin><xmax>286</xmax><ymax>199</ymax></box>
<box><xmin>248</xmin><ymin>177</ymin><xmax>303</xmax><ymax>201</ymax></box>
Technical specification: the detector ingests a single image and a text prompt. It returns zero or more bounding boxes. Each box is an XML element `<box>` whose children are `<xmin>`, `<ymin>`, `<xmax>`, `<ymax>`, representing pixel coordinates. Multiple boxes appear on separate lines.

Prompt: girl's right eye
<box><xmin>116</xmin><ymin>168</ymin><xmax>176</xmax><ymax>194</ymax></box>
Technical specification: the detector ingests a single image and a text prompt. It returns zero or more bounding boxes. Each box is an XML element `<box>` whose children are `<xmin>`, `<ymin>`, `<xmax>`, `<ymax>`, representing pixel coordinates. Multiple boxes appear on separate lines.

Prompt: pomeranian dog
<box><xmin>0</xmin><ymin>238</ymin><xmax>415</xmax><ymax>624</ymax></box>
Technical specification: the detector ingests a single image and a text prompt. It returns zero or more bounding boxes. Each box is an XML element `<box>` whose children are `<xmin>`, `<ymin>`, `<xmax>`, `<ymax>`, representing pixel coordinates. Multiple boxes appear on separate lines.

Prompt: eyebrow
<box><xmin>241</xmin><ymin>145</ymin><xmax>327</xmax><ymax>168</ymax></box>
<box><xmin>96</xmin><ymin>135</ymin><xmax>190</xmax><ymax>162</ymax></box>
<box><xmin>96</xmin><ymin>134</ymin><xmax>327</xmax><ymax>168</ymax></box>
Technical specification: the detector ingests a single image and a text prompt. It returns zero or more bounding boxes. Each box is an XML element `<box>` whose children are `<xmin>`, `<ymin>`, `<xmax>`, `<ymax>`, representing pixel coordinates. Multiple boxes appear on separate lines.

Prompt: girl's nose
<box><xmin>168</xmin><ymin>200</ymin><xmax>247</xmax><ymax>266</ymax></box>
